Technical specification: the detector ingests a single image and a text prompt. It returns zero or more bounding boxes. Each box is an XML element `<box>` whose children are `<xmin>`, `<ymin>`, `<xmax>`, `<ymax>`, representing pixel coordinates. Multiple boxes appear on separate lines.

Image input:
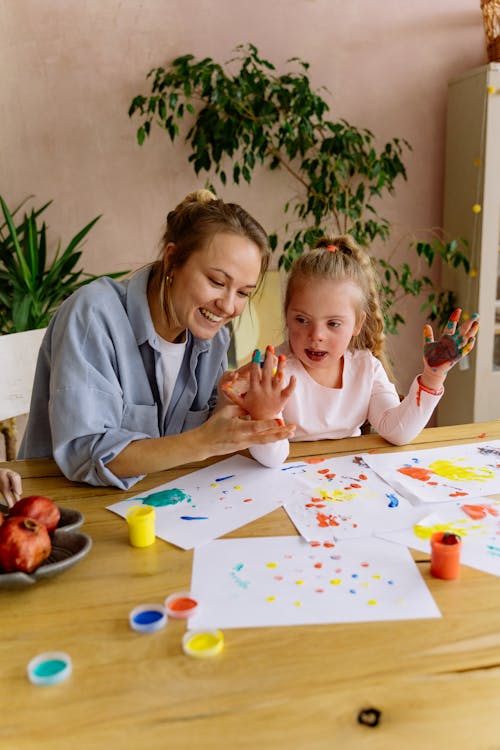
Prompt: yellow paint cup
<box><xmin>126</xmin><ymin>505</ymin><xmax>156</xmax><ymax>547</ymax></box>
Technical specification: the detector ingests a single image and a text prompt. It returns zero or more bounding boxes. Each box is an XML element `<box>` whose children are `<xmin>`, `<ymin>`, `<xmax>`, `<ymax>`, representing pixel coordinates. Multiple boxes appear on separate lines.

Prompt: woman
<box><xmin>19</xmin><ymin>190</ymin><xmax>294</xmax><ymax>488</ymax></box>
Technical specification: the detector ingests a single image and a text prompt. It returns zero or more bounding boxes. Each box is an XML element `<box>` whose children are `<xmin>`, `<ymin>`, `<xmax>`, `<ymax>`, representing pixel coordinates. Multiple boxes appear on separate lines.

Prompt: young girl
<box><xmin>224</xmin><ymin>234</ymin><xmax>479</xmax><ymax>466</ymax></box>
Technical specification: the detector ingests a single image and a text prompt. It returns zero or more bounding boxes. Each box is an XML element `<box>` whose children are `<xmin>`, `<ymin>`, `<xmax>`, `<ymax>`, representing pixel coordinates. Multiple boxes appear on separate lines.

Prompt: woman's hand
<box><xmin>422</xmin><ymin>309</ymin><xmax>479</xmax><ymax>391</ymax></box>
<box><xmin>222</xmin><ymin>346</ymin><xmax>296</xmax><ymax>421</ymax></box>
<box><xmin>199</xmin><ymin>402</ymin><xmax>296</xmax><ymax>455</ymax></box>
<box><xmin>0</xmin><ymin>468</ymin><xmax>22</xmax><ymax>508</ymax></box>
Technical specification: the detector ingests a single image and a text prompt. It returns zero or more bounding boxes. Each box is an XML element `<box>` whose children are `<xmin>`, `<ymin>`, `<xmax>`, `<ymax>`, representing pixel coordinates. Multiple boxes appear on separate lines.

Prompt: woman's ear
<box><xmin>354</xmin><ymin>310</ymin><xmax>367</xmax><ymax>336</ymax></box>
<box><xmin>162</xmin><ymin>242</ymin><xmax>176</xmax><ymax>276</ymax></box>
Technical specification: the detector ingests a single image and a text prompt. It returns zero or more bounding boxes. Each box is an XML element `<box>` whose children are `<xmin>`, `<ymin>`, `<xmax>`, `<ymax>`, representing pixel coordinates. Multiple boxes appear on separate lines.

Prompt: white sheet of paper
<box><xmin>362</xmin><ymin>440</ymin><xmax>500</xmax><ymax>503</ymax></box>
<box><xmin>377</xmin><ymin>497</ymin><xmax>500</xmax><ymax>576</ymax></box>
<box><xmin>187</xmin><ymin>535</ymin><xmax>441</xmax><ymax>629</ymax></box>
<box><xmin>106</xmin><ymin>455</ymin><xmax>294</xmax><ymax>550</ymax></box>
<box><xmin>281</xmin><ymin>454</ymin><xmax>418</xmax><ymax>541</ymax></box>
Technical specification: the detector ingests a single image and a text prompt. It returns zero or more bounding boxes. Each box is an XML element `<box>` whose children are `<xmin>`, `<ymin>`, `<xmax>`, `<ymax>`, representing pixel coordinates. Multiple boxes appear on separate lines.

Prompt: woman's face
<box><xmin>168</xmin><ymin>232</ymin><xmax>263</xmax><ymax>340</ymax></box>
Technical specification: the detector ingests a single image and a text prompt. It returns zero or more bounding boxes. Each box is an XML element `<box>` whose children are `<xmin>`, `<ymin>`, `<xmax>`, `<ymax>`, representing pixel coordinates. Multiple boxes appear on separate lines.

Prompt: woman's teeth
<box><xmin>200</xmin><ymin>308</ymin><xmax>223</xmax><ymax>323</ymax></box>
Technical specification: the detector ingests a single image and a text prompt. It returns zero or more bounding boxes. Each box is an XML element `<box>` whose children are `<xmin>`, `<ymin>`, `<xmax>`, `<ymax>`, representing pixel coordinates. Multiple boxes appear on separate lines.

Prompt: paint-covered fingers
<box><xmin>444</xmin><ymin>308</ymin><xmax>462</xmax><ymax>336</ymax></box>
<box><xmin>423</xmin><ymin>324</ymin><xmax>434</xmax><ymax>348</ymax></box>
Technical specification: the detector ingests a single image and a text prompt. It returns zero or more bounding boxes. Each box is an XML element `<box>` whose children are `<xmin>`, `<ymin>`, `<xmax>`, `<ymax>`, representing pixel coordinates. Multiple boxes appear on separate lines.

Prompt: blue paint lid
<box><xmin>27</xmin><ymin>651</ymin><xmax>72</xmax><ymax>686</ymax></box>
<box><xmin>129</xmin><ymin>603</ymin><xmax>167</xmax><ymax>633</ymax></box>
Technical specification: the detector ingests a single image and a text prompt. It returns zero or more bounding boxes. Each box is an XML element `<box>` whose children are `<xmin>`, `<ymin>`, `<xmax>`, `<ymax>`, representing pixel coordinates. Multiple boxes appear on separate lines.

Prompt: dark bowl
<box><xmin>0</xmin><ymin>529</ymin><xmax>92</xmax><ymax>589</ymax></box>
<box><xmin>0</xmin><ymin>504</ymin><xmax>84</xmax><ymax>533</ymax></box>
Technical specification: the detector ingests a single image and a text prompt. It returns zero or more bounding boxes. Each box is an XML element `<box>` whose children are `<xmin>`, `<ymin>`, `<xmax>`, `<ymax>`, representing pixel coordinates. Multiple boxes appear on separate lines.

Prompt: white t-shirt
<box><xmin>250</xmin><ymin>346</ymin><xmax>444</xmax><ymax>467</ymax></box>
<box><xmin>157</xmin><ymin>335</ymin><xmax>187</xmax><ymax>420</ymax></box>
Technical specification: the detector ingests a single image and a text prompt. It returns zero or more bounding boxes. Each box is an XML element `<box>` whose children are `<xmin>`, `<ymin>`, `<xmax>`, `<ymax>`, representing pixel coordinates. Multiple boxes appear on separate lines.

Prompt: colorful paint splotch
<box><xmin>106</xmin><ymin>455</ymin><xmax>291</xmax><ymax>550</ymax></box>
<box><xmin>282</xmin><ymin>455</ymin><xmax>416</xmax><ymax>542</ymax></box>
<box><xmin>364</xmin><ymin>441</ymin><xmax>500</xmax><ymax>503</ymax></box>
<box><xmin>188</xmin><ymin>535</ymin><xmax>440</xmax><ymax>629</ymax></box>
<box><xmin>377</xmin><ymin>498</ymin><xmax>500</xmax><ymax>577</ymax></box>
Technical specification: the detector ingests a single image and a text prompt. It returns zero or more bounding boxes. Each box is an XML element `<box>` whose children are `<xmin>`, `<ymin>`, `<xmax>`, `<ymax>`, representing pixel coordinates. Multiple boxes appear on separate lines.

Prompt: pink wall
<box><xmin>0</xmin><ymin>0</ymin><xmax>487</xmax><ymax>392</ymax></box>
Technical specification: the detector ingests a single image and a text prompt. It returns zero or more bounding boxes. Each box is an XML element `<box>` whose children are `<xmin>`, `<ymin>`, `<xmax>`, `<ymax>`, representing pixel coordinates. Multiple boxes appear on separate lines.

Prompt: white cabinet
<box><xmin>438</xmin><ymin>63</ymin><xmax>500</xmax><ymax>425</ymax></box>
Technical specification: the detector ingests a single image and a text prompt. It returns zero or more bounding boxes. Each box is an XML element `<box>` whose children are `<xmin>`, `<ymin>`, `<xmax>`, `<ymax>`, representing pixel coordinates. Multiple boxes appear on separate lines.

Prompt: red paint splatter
<box><xmin>359</xmin><ymin>474</ymin><xmax>368</xmax><ymax>480</ymax></box>
<box><xmin>427</xmin><ymin>481</ymin><xmax>438</xmax><ymax>486</ymax></box>
<box><xmin>323</xmin><ymin>542</ymin><xmax>335</xmax><ymax>548</ymax></box>
<box><xmin>449</xmin><ymin>491</ymin><xmax>468</xmax><ymax>497</ymax></box>
<box><xmin>398</xmin><ymin>466</ymin><xmax>432</xmax><ymax>481</ymax></box>
<box><xmin>350</xmin><ymin>483</ymin><xmax>362</xmax><ymax>489</ymax></box>
<box><xmin>310</xmin><ymin>541</ymin><xmax>321</xmax><ymax>547</ymax></box>
<box><xmin>274</xmin><ymin>575</ymin><xmax>283</xmax><ymax>581</ymax></box>
<box><xmin>315</xmin><ymin>589</ymin><xmax>324</xmax><ymax>593</ymax></box>
<box><xmin>326</xmin><ymin>474</ymin><xmax>336</xmax><ymax>479</ymax></box>
<box><xmin>360</xmin><ymin>562</ymin><xmax>369</xmax><ymax>567</ymax></box>
<box><xmin>318</xmin><ymin>469</ymin><xmax>330</xmax><ymax>475</ymax></box>
<box><xmin>462</xmin><ymin>503</ymin><xmax>499</xmax><ymax>519</ymax></box>
<box><xmin>243</xmin><ymin>498</ymin><xmax>253</xmax><ymax>502</ymax></box>
<box><xmin>314</xmin><ymin>562</ymin><xmax>323</xmax><ymax>569</ymax></box>
<box><xmin>316</xmin><ymin>512</ymin><xmax>340</xmax><ymax>528</ymax></box>
<box><xmin>477</xmin><ymin>433</ymin><xmax>487</xmax><ymax>438</ymax></box>
<box><xmin>305</xmin><ymin>457</ymin><xmax>325</xmax><ymax>464</ymax></box>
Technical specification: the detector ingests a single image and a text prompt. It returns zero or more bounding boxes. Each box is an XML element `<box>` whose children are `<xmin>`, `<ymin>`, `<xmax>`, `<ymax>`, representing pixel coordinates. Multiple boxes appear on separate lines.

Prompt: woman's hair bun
<box><xmin>184</xmin><ymin>188</ymin><xmax>217</xmax><ymax>204</ymax></box>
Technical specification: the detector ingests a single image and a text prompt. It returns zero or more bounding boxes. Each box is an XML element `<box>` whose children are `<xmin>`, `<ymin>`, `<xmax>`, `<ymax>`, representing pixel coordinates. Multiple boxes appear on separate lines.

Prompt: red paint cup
<box><xmin>430</xmin><ymin>531</ymin><xmax>462</xmax><ymax>580</ymax></box>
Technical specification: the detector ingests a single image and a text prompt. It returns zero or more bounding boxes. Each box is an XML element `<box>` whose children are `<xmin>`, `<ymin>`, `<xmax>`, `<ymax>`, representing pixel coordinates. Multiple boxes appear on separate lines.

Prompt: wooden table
<box><xmin>2</xmin><ymin>421</ymin><xmax>500</xmax><ymax>750</ymax></box>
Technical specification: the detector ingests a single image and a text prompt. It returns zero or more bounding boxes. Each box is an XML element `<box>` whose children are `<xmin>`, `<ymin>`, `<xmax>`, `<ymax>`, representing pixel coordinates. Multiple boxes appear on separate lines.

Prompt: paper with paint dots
<box><xmin>377</xmin><ymin>496</ymin><xmax>500</xmax><ymax>576</ymax></box>
<box><xmin>106</xmin><ymin>455</ymin><xmax>295</xmax><ymax>550</ymax></box>
<box><xmin>281</xmin><ymin>454</ymin><xmax>418</xmax><ymax>542</ymax></box>
<box><xmin>363</xmin><ymin>441</ymin><xmax>500</xmax><ymax>504</ymax></box>
<box><xmin>188</xmin><ymin>535</ymin><xmax>441</xmax><ymax>629</ymax></box>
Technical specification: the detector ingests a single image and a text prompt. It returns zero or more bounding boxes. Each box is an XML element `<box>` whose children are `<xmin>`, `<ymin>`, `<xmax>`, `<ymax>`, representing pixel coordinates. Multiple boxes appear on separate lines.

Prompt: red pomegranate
<box><xmin>10</xmin><ymin>495</ymin><xmax>60</xmax><ymax>533</ymax></box>
<box><xmin>0</xmin><ymin>516</ymin><xmax>52</xmax><ymax>573</ymax></box>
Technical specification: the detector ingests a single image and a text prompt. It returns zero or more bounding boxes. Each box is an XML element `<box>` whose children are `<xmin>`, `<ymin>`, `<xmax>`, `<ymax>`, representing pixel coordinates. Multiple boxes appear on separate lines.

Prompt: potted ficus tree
<box><xmin>128</xmin><ymin>43</ymin><xmax>470</xmax><ymax>334</ymax></box>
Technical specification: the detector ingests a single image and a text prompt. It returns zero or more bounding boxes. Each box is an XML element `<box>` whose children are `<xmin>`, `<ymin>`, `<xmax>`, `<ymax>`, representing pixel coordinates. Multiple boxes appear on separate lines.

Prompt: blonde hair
<box><xmin>152</xmin><ymin>189</ymin><xmax>270</xmax><ymax>328</ymax></box>
<box><xmin>284</xmin><ymin>234</ymin><xmax>393</xmax><ymax>380</ymax></box>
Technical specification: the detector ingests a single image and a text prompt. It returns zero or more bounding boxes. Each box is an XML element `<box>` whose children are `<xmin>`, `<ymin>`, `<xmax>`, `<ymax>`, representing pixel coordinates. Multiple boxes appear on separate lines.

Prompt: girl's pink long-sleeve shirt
<box><xmin>250</xmin><ymin>347</ymin><xmax>443</xmax><ymax>467</ymax></box>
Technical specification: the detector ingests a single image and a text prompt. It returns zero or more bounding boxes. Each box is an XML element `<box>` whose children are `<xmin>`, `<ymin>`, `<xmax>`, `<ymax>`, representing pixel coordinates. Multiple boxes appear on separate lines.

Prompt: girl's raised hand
<box><xmin>422</xmin><ymin>309</ymin><xmax>479</xmax><ymax>390</ymax></box>
<box><xmin>222</xmin><ymin>345</ymin><xmax>296</xmax><ymax>421</ymax></box>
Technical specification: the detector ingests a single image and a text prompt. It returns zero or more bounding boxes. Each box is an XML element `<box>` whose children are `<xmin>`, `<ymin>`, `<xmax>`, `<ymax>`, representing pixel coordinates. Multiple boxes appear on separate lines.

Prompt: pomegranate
<box><xmin>10</xmin><ymin>495</ymin><xmax>60</xmax><ymax>533</ymax></box>
<box><xmin>0</xmin><ymin>516</ymin><xmax>51</xmax><ymax>573</ymax></box>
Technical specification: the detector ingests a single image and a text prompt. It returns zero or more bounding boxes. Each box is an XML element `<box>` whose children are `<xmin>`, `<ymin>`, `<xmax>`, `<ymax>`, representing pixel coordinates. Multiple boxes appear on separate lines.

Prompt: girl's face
<box><xmin>286</xmin><ymin>276</ymin><xmax>366</xmax><ymax>385</ymax></box>
<box><xmin>167</xmin><ymin>232</ymin><xmax>262</xmax><ymax>341</ymax></box>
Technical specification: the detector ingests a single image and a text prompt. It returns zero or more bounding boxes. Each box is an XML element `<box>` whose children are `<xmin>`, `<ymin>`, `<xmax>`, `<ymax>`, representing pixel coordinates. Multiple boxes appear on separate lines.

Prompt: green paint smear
<box><xmin>142</xmin><ymin>488</ymin><xmax>191</xmax><ymax>507</ymax></box>
<box><xmin>34</xmin><ymin>659</ymin><xmax>66</xmax><ymax>677</ymax></box>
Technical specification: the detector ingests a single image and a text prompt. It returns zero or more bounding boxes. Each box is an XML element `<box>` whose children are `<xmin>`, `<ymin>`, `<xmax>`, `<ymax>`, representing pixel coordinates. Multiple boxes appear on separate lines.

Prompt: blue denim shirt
<box><xmin>19</xmin><ymin>266</ymin><xmax>229</xmax><ymax>489</ymax></box>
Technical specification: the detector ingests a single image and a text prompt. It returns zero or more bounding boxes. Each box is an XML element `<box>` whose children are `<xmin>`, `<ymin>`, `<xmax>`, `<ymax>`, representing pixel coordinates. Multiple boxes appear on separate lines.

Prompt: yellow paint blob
<box><xmin>472</xmin><ymin>204</ymin><xmax>482</xmax><ymax>214</ymax></box>
<box><xmin>266</xmin><ymin>596</ymin><xmax>276</xmax><ymax>602</ymax></box>
<box><xmin>469</xmin><ymin>269</ymin><xmax>478</xmax><ymax>278</ymax></box>
<box><xmin>367</xmin><ymin>600</ymin><xmax>377</xmax><ymax>606</ymax></box>
<box><xmin>487</xmin><ymin>85</ymin><xmax>496</xmax><ymax>95</ymax></box>
<box><xmin>266</xmin><ymin>562</ymin><xmax>277</xmax><ymax>568</ymax></box>
<box><xmin>413</xmin><ymin>520</ymin><xmax>474</xmax><ymax>540</ymax></box>
<box><xmin>372</xmin><ymin>574</ymin><xmax>381</xmax><ymax>580</ymax></box>
<box><xmin>210</xmin><ymin>483</ymin><xmax>217</xmax><ymax>488</ymax></box>
<box><xmin>233</xmin><ymin>485</ymin><xmax>242</xmax><ymax>490</ymax></box>
<box><xmin>319</xmin><ymin>488</ymin><xmax>356</xmax><ymax>503</ymax></box>
<box><xmin>329</xmin><ymin>579</ymin><xmax>342</xmax><ymax>585</ymax></box>
<box><xmin>295</xmin><ymin>580</ymin><xmax>304</xmax><ymax>585</ymax></box>
<box><xmin>294</xmin><ymin>601</ymin><xmax>302</xmax><ymax>607</ymax></box>
<box><xmin>428</xmin><ymin>459</ymin><xmax>494</xmax><ymax>482</ymax></box>
<box><xmin>187</xmin><ymin>633</ymin><xmax>220</xmax><ymax>651</ymax></box>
